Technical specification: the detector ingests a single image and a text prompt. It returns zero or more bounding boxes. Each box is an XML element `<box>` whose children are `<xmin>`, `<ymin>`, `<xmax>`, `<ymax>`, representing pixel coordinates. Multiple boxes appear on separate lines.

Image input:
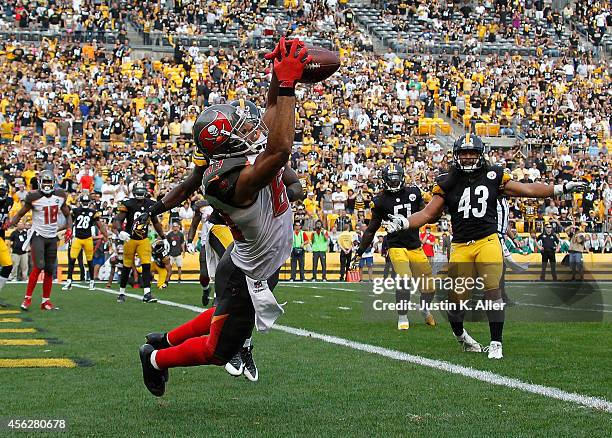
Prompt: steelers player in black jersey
<box><xmin>0</xmin><ymin>180</ymin><xmax>14</xmax><ymax>306</ymax></box>
<box><xmin>151</xmin><ymin>239</ymin><xmax>172</xmax><ymax>289</ymax></box>
<box><xmin>113</xmin><ymin>182</ymin><xmax>166</xmax><ymax>304</ymax></box>
<box><xmin>387</xmin><ymin>134</ymin><xmax>585</xmax><ymax>359</ymax></box>
<box><xmin>353</xmin><ymin>164</ymin><xmax>436</xmax><ymax>330</ymax></box>
<box><xmin>62</xmin><ymin>194</ymin><xmax>109</xmax><ymax>291</ymax></box>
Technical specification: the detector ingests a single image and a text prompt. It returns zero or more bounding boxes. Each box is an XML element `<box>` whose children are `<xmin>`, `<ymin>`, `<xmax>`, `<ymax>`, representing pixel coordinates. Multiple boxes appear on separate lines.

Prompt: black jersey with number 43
<box><xmin>433</xmin><ymin>165</ymin><xmax>510</xmax><ymax>243</ymax></box>
<box><xmin>72</xmin><ymin>207</ymin><xmax>101</xmax><ymax>239</ymax></box>
<box><xmin>117</xmin><ymin>198</ymin><xmax>158</xmax><ymax>240</ymax></box>
<box><xmin>372</xmin><ymin>186</ymin><xmax>424</xmax><ymax>250</ymax></box>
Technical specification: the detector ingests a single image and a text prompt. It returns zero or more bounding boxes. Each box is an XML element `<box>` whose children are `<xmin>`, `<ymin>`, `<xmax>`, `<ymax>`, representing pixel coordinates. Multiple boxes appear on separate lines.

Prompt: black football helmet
<box><xmin>80</xmin><ymin>193</ymin><xmax>91</xmax><ymax>208</ymax></box>
<box><xmin>152</xmin><ymin>239</ymin><xmax>169</xmax><ymax>259</ymax></box>
<box><xmin>381</xmin><ymin>163</ymin><xmax>405</xmax><ymax>192</ymax></box>
<box><xmin>39</xmin><ymin>170</ymin><xmax>56</xmax><ymax>196</ymax></box>
<box><xmin>132</xmin><ymin>182</ymin><xmax>148</xmax><ymax>200</ymax></box>
<box><xmin>0</xmin><ymin>180</ymin><xmax>8</xmax><ymax>199</ymax></box>
<box><xmin>192</xmin><ymin>103</ymin><xmax>268</xmax><ymax>160</ymax></box>
<box><xmin>453</xmin><ymin>133</ymin><xmax>485</xmax><ymax>173</ymax></box>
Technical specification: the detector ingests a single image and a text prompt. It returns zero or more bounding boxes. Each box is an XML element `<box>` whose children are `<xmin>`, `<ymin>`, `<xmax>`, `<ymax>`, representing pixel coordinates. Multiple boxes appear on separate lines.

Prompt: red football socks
<box><xmin>155</xmin><ymin>314</ymin><xmax>227</xmax><ymax>369</ymax></box>
<box><xmin>42</xmin><ymin>272</ymin><xmax>53</xmax><ymax>299</ymax></box>
<box><xmin>25</xmin><ymin>267</ymin><xmax>41</xmax><ymax>298</ymax></box>
<box><xmin>167</xmin><ymin>307</ymin><xmax>216</xmax><ymax>346</ymax></box>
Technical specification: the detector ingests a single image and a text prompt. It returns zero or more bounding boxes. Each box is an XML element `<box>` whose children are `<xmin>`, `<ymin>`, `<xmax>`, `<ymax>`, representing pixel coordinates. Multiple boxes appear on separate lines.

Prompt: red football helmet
<box><xmin>192</xmin><ymin>103</ymin><xmax>268</xmax><ymax>160</ymax></box>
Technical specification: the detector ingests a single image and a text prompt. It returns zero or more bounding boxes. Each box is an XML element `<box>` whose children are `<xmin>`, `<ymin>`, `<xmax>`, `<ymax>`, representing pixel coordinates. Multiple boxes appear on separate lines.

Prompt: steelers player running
<box><xmin>63</xmin><ymin>194</ymin><xmax>109</xmax><ymax>291</ymax></box>
<box><xmin>386</xmin><ymin>134</ymin><xmax>585</xmax><ymax>359</ymax></box>
<box><xmin>3</xmin><ymin>171</ymin><xmax>73</xmax><ymax>310</ymax></box>
<box><xmin>352</xmin><ymin>164</ymin><xmax>436</xmax><ymax>330</ymax></box>
<box><xmin>0</xmin><ymin>180</ymin><xmax>14</xmax><ymax>307</ymax></box>
<box><xmin>113</xmin><ymin>182</ymin><xmax>166</xmax><ymax>304</ymax></box>
<box><xmin>151</xmin><ymin>239</ymin><xmax>172</xmax><ymax>289</ymax></box>
<box><xmin>136</xmin><ymin>37</ymin><xmax>309</xmax><ymax>396</ymax></box>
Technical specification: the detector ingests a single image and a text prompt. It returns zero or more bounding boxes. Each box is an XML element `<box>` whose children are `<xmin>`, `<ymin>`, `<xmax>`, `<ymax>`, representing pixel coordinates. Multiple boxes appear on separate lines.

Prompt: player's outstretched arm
<box><xmin>4</xmin><ymin>202</ymin><xmax>32</xmax><ymax>229</ymax></box>
<box><xmin>61</xmin><ymin>202</ymin><xmax>72</xmax><ymax>240</ymax></box>
<box><xmin>96</xmin><ymin>219</ymin><xmax>109</xmax><ymax>240</ymax></box>
<box><xmin>355</xmin><ymin>212</ymin><xmax>383</xmax><ymax>257</ymax></box>
<box><xmin>234</xmin><ymin>38</ymin><xmax>311</xmax><ymax>205</ymax></box>
<box><xmin>113</xmin><ymin>211</ymin><xmax>127</xmax><ymax>235</ymax></box>
<box><xmin>151</xmin><ymin>216</ymin><xmax>166</xmax><ymax>240</ymax></box>
<box><xmin>149</xmin><ymin>165</ymin><xmax>206</xmax><ymax>218</ymax></box>
<box><xmin>405</xmin><ymin>195</ymin><xmax>446</xmax><ymax>230</ymax></box>
<box><xmin>282</xmin><ymin>166</ymin><xmax>305</xmax><ymax>202</ymax></box>
<box><xmin>503</xmin><ymin>180</ymin><xmax>586</xmax><ymax>198</ymax></box>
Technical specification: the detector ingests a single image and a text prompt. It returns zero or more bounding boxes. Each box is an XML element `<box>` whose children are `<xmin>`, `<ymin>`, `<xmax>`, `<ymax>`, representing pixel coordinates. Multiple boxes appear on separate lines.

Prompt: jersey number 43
<box><xmin>458</xmin><ymin>185</ymin><xmax>489</xmax><ymax>219</ymax></box>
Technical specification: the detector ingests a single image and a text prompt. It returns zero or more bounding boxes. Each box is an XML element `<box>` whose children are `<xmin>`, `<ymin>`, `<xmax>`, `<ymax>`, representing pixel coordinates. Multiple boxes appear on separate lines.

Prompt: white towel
<box><xmin>22</xmin><ymin>228</ymin><xmax>34</xmax><ymax>252</ymax></box>
<box><xmin>245</xmin><ymin>276</ymin><xmax>284</xmax><ymax>333</ymax></box>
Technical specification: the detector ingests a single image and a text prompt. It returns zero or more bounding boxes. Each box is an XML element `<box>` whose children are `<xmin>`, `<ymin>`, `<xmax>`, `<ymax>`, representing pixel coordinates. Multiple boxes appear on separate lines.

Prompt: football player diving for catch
<box><xmin>4</xmin><ymin>170</ymin><xmax>73</xmax><ymax>310</ymax></box>
<box><xmin>352</xmin><ymin>163</ymin><xmax>437</xmax><ymax>330</ymax></box>
<box><xmin>137</xmin><ymin>37</ymin><xmax>309</xmax><ymax>396</ymax></box>
<box><xmin>385</xmin><ymin>134</ymin><xmax>586</xmax><ymax>359</ymax></box>
<box><xmin>113</xmin><ymin>181</ymin><xmax>166</xmax><ymax>304</ymax></box>
<box><xmin>63</xmin><ymin>194</ymin><xmax>109</xmax><ymax>291</ymax></box>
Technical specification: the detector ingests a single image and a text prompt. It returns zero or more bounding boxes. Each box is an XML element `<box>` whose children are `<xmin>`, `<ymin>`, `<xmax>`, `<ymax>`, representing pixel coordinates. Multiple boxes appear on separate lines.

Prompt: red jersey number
<box><xmin>270</xmin><ymin>171</ymin><xmax>289</xmax><ymax>217</ymax></box>
<box><xmin>43</xmin><ymin>205</ymin><xmax>59</xmax><ymax>225</ymax></box>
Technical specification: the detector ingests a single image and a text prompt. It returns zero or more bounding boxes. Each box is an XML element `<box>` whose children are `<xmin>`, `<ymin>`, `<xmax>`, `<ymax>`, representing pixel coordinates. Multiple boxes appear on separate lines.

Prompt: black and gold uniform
<box><xmin>433</xmin><ymin>165</ymin><xmax>510</xmax><ymax>291</ymax></box>
<box><xmin>152</xmin><ymin>240</ymin><xmax>171</xmax><ymax>288</ymax></box>
<box><xmin>70</xmin><ymin>206</ymin><xmax>101</xmax><ymax>261</ymax></box>
<box><xmin>118</xmin><ymin>197</ymin><xmax>159</xmax><ymax>268</ymax></box>
<box><xmin>371</xmin><ymin>186</ymin><xmax>432</xmax><ymax>287</ymax></box>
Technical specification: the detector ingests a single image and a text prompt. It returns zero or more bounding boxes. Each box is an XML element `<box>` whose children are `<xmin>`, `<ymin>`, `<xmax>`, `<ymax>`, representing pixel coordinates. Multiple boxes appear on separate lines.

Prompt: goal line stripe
<box><xmin>74</xmin><ymin>284</ymin><xmax>612</xmax><ymax>413</ymax></box>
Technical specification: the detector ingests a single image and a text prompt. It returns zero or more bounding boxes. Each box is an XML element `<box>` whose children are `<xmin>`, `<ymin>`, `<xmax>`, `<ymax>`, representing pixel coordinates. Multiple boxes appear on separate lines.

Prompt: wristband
<box><xmin>149</xmin><ymin>200</ymin><xmax>166</xmax><ymax>216</ymax></box>
<box><xmin>278</xmin><ymin>86</ymin><xmax>296</xmax><ymax>96</ymax></box>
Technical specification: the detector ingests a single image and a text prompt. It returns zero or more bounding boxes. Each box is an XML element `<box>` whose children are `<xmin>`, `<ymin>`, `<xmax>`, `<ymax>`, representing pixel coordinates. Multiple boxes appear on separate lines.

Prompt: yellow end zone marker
<box><xmin>0</xmin><ymin>339</ymin><xmax>47</xmax><ymax>346</ymax></box>
<box><xmin>0</xmin><ymin>358</ymin><xmax>76</xmax><ymax>368</ymax></box>
<box><xmin>0</xmin><ymin>318</ymin><xmax>22</xmax><ymax>323</ymax></box>
<box><xmin>0</xmin><ymin>310</ymin><xmax>21</xmax><ymax>315</ymax></box>
<box><xmin>0</xmin><ymin>328</ymin><xmax>36</xmax><ymax>334</ymax></box>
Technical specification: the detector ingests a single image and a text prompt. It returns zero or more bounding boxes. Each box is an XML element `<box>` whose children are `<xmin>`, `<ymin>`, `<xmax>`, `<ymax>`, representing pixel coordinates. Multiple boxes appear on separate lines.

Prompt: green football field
<box><xmin>0</xmin><ymin>280</ymin><xmax>610</xmax><ymax>437</ymax></box>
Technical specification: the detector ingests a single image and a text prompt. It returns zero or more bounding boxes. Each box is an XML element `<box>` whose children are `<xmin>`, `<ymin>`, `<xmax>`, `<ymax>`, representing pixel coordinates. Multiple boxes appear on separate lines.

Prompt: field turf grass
<box><xmin>0</xmin><ymin>281</ymin><xmax>610</xmax><ymax>437</ymax></box>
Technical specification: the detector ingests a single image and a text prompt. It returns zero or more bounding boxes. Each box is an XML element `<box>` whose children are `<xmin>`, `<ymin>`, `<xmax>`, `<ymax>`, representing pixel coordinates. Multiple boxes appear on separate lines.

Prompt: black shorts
<box><xmin>31</xmin><ymin>234</ymin><xmax>58</xmax><ymax>272</ymax></box>
<box><xmin>211</xmin><ymin>250</ymin><xmax>279</xmax><ymax>362</ymax></box>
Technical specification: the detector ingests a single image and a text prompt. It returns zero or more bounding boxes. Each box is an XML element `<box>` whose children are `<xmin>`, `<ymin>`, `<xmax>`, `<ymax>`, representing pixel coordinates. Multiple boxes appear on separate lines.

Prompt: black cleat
<box><xmin>0</xmin><ymin>299</ymin><xmax>9</xmax><ymax>308</ymax></box>
<box><xmin>224</xmin><ymin>351</ymin><xmax>243</xmax><ymax>377</ymax></box>
<box><xmin>201</xmin><ymin>287</ymin><xmax>210</xmax><ymax>307</ymax></box>
<box><xmin>145</xmin><ymin>332</ymin><xmax>170</xmax><ymax>350</ymax></box>
<box><xmin>117</xmin><ymin>293</ymin><xmax>126</xmax><ymax>303</ymax></box>
<box><xmin>241</xmin><ymin>346</ymin><xmax>258</xmax><ymax>382</ymax></box>
<box><xmin>143</xmin><ymin>292</ymin><xmax>157</xmax><ymax>303</ymax></box>
<box><xmin>138</xmin><ymin>344</ymin><xmax>166</xmax><ymax>396</ymax></box>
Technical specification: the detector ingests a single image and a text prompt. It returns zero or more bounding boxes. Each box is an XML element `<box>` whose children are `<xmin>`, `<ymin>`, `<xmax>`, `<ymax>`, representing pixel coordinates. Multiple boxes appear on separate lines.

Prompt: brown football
<box><xmin>283</xmin><ymin>43</ymin><xmax>339</xmax><ymax>84</ymax></box>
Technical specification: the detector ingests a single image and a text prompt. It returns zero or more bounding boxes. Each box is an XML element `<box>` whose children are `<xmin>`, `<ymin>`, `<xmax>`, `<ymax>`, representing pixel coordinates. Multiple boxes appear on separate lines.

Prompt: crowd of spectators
<box><xmin>0</xmin><ymin>4</ymin><xmax>610</xmax><ymax>284</ymax></box>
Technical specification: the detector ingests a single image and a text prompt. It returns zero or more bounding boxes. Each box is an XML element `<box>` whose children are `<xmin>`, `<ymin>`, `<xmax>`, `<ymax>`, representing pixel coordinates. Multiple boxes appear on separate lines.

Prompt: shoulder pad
<box><xmin>54</xmin><ymin>188</ymin><xmax>67</xmax><ymax>198</ymax></box>
<box><xmin>202</xmin><ymin>157</ymin><xmax>248</xmax><ymax>194</ymax></box>
<box><xmin>25</xmin><ymin>191</ymin><xmax>43</xmax><ymax>204</ymax></box>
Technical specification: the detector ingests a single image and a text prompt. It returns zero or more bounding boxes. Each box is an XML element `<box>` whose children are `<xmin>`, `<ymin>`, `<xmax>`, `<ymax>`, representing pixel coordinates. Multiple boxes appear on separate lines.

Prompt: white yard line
<box><xmin>74</xmin><ymin>284</ymin><xmax>612</xmax><ymax>413</ymax></box>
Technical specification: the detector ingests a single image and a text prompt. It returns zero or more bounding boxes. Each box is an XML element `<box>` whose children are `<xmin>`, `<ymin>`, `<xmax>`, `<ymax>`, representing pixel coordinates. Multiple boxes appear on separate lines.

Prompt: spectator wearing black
<box><xmin>291</xmin><ymin>223</ymin><xmax>308</xmax><ymax>282</ymax></box>
<box><xmin>9</xmin><ymin>222</ymin><xmax>29</xmax><ymax>281</ymax></box>
<box><xmin>167</xmin><ymin>222</ymin><xmax>186</xmax><ymax>283</ymax></box>
<box><xmin>537</xmin><ymin>223</ymin><xmax>560</xmax><ymax>281</ymax></box>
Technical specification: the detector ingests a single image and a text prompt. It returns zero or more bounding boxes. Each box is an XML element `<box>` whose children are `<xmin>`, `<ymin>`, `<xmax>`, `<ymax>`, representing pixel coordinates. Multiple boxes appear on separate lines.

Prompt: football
<box><xmin>296</xmin><ymin>44</ymin><xmax>340</xmax><ymax>84</ymax></box>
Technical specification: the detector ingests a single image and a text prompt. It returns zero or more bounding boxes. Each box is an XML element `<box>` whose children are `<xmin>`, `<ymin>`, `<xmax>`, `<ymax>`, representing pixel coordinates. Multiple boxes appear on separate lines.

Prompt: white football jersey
<box><xmin>204</xmin><ymin>156</ymin><xmax>293</xmax><ymax>280</ymax></box>
<box><xmin>27</xmin><ymin>190</ymin><xmax>67</xmax><ymax>239</ymax></box>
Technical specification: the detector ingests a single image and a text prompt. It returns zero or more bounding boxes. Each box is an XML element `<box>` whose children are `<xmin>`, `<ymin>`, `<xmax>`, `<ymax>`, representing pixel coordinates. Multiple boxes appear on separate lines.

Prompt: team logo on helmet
<box><xmin>409</xmin><ymin>193</ymin><xmax>417</xmax><ymax>201</ymax></box>
<box><xmin>197</xmin><ymin>111</ymin><xmax>233</xmax><ymax>154</ymax></box>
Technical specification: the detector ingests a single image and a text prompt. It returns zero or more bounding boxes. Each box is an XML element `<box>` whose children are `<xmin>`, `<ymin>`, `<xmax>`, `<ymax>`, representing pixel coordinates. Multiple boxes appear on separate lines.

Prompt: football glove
<box><xmin>264</xmin><ymin>36</ymin><xmax>311</xmax><ymax>88</ymax></box>
<box><xmin>131</xmin><ymin>220</ymin><xmax>148</xmax><ymax>240</ymax></box>
<box><xmin>118</xmin><ymin>231</ymin><xmax>131</xmax><ymax>242</ymax></box>
<box><xmin>264</xmin><ymin>38</ymin><xmax>305</xmax><ymax>62</ymax></box>
<box><xmin>553</xmin><ymin>181</ymin><xmax>588</xmax><ymax>196</ymax></box>
<box><xmin>349</xmin><ymin>253</ymin><xmax>362</xmax><ymax>271</ymax></box>
<box><xmin>187</xmin><ymin>243</ymin><xmax>196</xmax><ymax>254</ymax></box>
<box><xmin>383</xmin><ymin>213</ymin><xmax>410</xmax><ymax>233</ymax></box>
<box><xmin>1</xmin><ymin>220</ymin><xmax>10</xmax><ymax>231</ymax></box>
<box><xmin>133</xmin><ymin>211</ymin><xmax>150</xmax><ymax>228</ymax></box>
<box><xmin>64</xmin><ymin>228</ymin><xmax>72</xmax><ymax>243</ymax></box>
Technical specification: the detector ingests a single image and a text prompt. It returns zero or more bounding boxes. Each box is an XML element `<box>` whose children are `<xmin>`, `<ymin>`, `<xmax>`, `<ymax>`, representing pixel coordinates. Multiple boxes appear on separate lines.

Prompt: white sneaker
<box><xmin>89</xmin><ymin>280</ymin><xmax>96</xmax><ymax>291</ymax></box>
<box><xmin>62</xmin><ymin>280</ymin><xmax>72</xmax><ymax>291</ymax></box>
<box><xmin>397</xmin><ymin>315</ymin><xmax>410</xmax><ymax>330</ymax></box>
<box><xmin>485</xmin><ymin>341</ymin><xmax>503</xmax><ymax>359</ymax></box>
<box><xmin>456</xmin><ymin>330</ymin><xmax>482</xmax><ymax>352</ymax></box>
<box><xmin>225</xmin><ymin>351</ymin><xmax>244</xmax><ymax>376</ymax></box>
